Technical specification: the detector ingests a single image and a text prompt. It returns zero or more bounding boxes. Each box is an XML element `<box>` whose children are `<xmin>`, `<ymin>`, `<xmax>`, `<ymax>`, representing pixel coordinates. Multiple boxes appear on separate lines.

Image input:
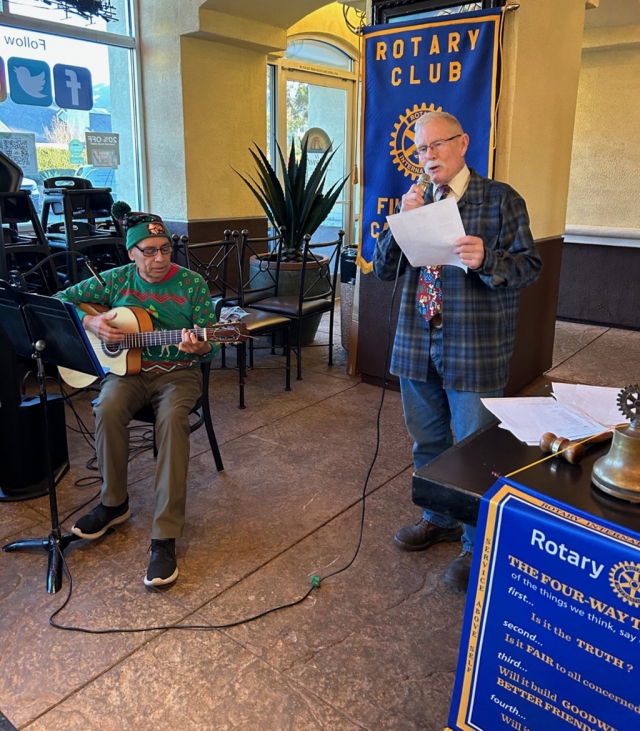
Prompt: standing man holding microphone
<box><xmin>374</xmin><ymin>111</ymin><xmax>542</xmax><ymax>592</ymax></box>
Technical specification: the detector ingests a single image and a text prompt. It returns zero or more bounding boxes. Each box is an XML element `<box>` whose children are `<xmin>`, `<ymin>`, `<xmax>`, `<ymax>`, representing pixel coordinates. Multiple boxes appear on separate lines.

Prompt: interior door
<box><xmin>277</xmin><ymin>67</ymin><xmax>355</xmax><ymax>246</ymax></box>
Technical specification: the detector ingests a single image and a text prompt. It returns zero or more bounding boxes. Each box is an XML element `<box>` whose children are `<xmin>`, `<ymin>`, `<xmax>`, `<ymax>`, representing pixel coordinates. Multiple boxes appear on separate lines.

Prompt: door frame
<box><xmin>271</xmin><ymin>54</ymin><xmax>358</xmax><ymax>246</ymax></box>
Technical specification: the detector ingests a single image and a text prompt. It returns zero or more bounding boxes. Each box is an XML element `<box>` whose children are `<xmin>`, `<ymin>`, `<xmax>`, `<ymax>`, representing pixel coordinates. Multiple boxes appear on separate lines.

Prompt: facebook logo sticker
<box><xmin>53</xmin><ymin>64</ymin><xmax>93</xmax><ymax>110</ymax></box>
<box><xmin>8</xmin><ymin>57</ymin><xmax>52</xmax><ymax>107</ymax></box>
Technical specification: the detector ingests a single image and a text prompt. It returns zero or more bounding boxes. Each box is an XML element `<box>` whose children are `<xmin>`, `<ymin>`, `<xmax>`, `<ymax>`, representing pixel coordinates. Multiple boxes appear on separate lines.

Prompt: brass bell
<box><xmin>592</xmin><ymin>385</ymin><xmax>640</xmax><ymax>502</ymax></box>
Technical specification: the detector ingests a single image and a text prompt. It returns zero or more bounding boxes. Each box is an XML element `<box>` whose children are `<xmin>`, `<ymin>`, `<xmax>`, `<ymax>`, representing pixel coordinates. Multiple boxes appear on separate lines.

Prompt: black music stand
<box><xmin>0</xmin><ymin>281</ymin><xmax>104</xmax><ymax>593</ymax></box>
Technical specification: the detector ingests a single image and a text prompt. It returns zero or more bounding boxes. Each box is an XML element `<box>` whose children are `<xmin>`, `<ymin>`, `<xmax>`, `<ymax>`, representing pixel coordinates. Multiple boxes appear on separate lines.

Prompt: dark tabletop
<box><xmin>412</xmin><ymin>419</ymin><xmax>640</xmax><ymax>532</ymax></box>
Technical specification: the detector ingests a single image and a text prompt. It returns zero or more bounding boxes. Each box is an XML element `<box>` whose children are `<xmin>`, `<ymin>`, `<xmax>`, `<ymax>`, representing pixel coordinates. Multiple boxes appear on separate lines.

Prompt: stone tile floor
<box><xmin>1</xmin><ymin>312</ymin><xmax>638</xmax><ymax>730</ymax></box>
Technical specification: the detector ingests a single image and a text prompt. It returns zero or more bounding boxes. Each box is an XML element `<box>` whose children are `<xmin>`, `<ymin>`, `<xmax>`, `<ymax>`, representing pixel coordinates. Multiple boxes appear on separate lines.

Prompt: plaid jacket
<box><xmin>373</xmin><ymin>170</ymin><xmax>542</xmax><ymax>391</ymax></box>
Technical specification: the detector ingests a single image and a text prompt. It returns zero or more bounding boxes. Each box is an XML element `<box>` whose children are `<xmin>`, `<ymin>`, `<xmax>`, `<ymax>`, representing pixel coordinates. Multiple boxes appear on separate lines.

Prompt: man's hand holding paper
<box><xmin>385</xmin><ymin>196</ymin><xmax>468</xmax><ymax>271</ymax></box>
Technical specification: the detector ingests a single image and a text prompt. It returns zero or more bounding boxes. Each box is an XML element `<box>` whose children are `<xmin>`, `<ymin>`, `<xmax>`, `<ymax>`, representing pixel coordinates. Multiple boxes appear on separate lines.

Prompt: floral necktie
<box><xmin>416</xmin><ymin>185</ymin><xmax>451</xmax><ymax>321</ymax></box>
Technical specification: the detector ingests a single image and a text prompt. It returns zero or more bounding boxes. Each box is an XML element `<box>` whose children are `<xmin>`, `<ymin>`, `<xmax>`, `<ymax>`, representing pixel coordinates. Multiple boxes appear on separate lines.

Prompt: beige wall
<box><xmin>181</xmin><ymin>37</ymin><xmax>269</xmax><ymax>220</ymax></box>
<box><xmin>566</xmin><ymin>26</ymin><xmax>640</xmax><ymax>230</ymax></box>
<box><xmin>495</xmin><ymin>0</ymin><xmax>586</xmax><ymax>241</ymax></box>
<box><xmin>138</xmin><ymin>0</ymin><xmax>346</xmax><ymax>223</ymax></box>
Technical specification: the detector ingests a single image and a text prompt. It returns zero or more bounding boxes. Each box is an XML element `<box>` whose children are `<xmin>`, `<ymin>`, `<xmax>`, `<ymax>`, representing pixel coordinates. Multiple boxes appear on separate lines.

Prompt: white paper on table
<box><xmin>219</xmin><ymin>306</ymin><xmax>249</xmax><ymax>322</ymax></box>
<box><xmin>386</xmin><ymin>196</ymin><xmax>467</xmax><ymax>271</ymax></box>
<box><xmin>482</xmin><ymin>397</ymin><xmax>604</xmax><ymax>446</ymax></box>
<box><xmin>552</xmin><ymin>382</ymin><xmax>630</xmax><ymax>427</ymax></box>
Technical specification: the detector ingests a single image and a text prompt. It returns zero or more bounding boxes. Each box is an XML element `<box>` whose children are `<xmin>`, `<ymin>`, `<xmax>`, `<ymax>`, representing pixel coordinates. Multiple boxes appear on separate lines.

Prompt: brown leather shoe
<box><xmin>444</xmin><ymin>550</ymin><xmax>473</xmax><ymax>593</ymax></box>
<box><xmin>393</xmin><ymin>519</ymin><xmax>463</xmax><ymax>552</ymax></box>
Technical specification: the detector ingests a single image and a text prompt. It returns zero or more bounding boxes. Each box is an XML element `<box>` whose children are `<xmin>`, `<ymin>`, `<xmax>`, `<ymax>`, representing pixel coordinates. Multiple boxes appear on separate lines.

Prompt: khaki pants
<box><xmin>93</xmin><ymin>368</ymin><xmax>202</xmax><ymax>539</ymax></box>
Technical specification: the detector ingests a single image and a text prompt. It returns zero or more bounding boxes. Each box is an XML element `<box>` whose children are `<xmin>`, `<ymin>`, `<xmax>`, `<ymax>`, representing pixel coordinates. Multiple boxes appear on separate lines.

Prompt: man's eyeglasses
<box><xmin>414</xmin><ymin>134</ymin><xmax>462</xmax><ymax>158</ymax></box>
<box><xmin>134</xmin><ymin>243</ymin><xmax>173</xmax><ymax>257</ymax></box>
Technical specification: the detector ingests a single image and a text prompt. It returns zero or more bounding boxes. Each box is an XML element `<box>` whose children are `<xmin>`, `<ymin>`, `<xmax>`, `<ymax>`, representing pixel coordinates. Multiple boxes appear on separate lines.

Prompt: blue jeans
<box><xmin>399</xmin><ymin>328</ymin><xmax>501</xmax><ymax>552</ymax></box>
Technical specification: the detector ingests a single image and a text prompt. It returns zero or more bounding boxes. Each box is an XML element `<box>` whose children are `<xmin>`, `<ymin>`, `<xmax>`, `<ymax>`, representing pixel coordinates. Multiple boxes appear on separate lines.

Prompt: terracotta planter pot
<box><xmin>249</xmin><ymin>254</ymin><xmax>330</xmax><ymax>347</ymax></box>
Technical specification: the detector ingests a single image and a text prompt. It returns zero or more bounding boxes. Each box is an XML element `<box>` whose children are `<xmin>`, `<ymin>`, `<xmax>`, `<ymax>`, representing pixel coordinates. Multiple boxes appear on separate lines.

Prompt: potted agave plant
<box><xmin>237</xmin><ymin>136</ymin><xmax>349</xmax><ymax>261</ymax></box>
<box><xmin>236</xmin><ymin>136</ymin><xmax>350</xmax><ymax>345</ymax></box>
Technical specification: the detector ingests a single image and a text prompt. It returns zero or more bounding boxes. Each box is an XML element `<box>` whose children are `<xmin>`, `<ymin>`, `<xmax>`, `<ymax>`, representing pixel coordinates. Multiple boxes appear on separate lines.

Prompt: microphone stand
<box><xmin>1</xmin><ymin>256</ymin><xmax>105</xmax><ymax>593</ymax></box>
<box><xmin>3</xmin><ymin>332</ymin><xmax>80</xmax><ymax>594</ymax></box>
<box><xmin>9</xmin><ymin>249</ymin><xmax>107</xmax><ymax>291</ymax></box>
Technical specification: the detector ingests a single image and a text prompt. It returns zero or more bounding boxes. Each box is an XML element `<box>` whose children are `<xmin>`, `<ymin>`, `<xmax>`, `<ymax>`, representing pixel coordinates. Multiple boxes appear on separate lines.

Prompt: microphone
<box><xmin>417</xmin><ymin>173</ymin><xmax>431</xmax><ymax>192</ymax></box>
<box><xmin>84</xmin><ymin>259</ymin><xmax>107</xmax><ymax>286</ymax></box>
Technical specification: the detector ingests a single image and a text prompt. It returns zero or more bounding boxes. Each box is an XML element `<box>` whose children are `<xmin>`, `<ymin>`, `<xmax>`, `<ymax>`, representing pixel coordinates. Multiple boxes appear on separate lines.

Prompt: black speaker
<box><xmin>0</xmin><ymin>325</ymin><xmax>69</xmax><ymax>501</ymax></box>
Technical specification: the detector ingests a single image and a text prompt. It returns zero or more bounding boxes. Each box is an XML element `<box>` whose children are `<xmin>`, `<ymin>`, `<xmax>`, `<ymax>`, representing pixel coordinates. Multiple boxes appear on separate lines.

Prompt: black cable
<box><xmin>50</xmin><ymin>262</ymin><xmax>404</xmax><ymax>634</ymax></box>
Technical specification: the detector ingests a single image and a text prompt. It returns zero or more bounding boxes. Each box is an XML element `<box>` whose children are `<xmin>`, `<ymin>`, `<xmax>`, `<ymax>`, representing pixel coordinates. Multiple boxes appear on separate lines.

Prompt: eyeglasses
<box><xmin>134</xmin><ymin>243</ymin><xmax>173</xmax><ymax>257</ymax></box>
<box><xmin>414</xmin><ymin>135</ymin><xmax>462</xmax><ymax>158</ymax></box>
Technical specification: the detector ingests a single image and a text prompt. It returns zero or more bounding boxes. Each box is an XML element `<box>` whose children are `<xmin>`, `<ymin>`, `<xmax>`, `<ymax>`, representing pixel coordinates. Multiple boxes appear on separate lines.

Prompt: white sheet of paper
<box><xmin>552</xmin><ymin>382</ymin><xmax>630</xmax><ymax>427</ymax></box>
<box><xmin>386</xmin><ymin>196</ymin><xmax>467</xmax><ymax>271</ymax></box>
<box><xmin>482</xmin><ymin>397</ymin><xmax>604</xmax><ymax>446</ymax></box>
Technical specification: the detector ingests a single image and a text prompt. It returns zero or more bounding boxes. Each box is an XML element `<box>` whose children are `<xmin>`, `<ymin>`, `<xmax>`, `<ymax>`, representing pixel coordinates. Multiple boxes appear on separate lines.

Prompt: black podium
<box><xmin>0</xmin><ymin>281</ymin><xmax>104</xmax><ymax>592</ymax></box>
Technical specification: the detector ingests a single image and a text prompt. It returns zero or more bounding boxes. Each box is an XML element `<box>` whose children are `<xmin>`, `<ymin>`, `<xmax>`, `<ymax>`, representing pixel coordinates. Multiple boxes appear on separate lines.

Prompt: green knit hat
<box><xmin>112</xmin><ymin>201</ymin><xmax>171</xmax><ymax>250</ymax></box>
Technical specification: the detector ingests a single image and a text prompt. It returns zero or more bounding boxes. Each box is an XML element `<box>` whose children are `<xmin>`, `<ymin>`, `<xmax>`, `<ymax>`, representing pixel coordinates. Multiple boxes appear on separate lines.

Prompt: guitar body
<box><xmin>57</xmin><ymin>304</ymin><xmax>247</xmax><ymax>389</ymax></box>
<box><xmin>58</xmin><ymin>305</ymin><xmax>154</xmax><ymax>388</ymax></box>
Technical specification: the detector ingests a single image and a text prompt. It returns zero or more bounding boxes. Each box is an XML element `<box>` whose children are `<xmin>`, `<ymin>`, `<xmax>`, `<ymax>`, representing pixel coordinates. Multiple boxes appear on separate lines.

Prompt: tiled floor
<box><xmin>1</xmin><ymin>312</ymin><xmax>639</xmax><ymax>730</ymax></box>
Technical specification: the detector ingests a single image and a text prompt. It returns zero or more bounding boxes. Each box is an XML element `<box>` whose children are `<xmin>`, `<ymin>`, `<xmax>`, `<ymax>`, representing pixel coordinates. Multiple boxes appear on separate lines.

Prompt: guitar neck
<box><xmin>122</xmin><ymin>325</ymin><xmax>233</xmax><ymax>349</ymax></box>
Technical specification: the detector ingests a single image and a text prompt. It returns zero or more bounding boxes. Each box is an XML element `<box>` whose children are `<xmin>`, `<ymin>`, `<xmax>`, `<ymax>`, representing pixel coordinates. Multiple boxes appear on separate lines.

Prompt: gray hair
<box><xmin>415</xmin><ymin>111</ymin><xmax>464</xmax><ymax>135</ymax></box>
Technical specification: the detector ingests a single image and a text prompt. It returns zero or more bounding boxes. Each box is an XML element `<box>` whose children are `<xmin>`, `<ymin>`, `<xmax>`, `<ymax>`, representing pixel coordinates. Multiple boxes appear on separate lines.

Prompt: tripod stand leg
<box><xmin>3</xmin><ymin>538</ymin><xmax>50</xmax><ymax>551</ymax></box>
<box><xmin>3</xmin><ymin>532</ymin><xmax>80</xmax><ymax>594</ymax></box>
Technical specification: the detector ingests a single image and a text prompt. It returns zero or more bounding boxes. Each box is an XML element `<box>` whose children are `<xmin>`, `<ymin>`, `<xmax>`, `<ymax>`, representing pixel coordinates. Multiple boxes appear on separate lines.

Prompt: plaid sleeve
<box><xmin>475</xmin><ymin>188</ymin><xmax>542</xmax><ymax>290</ymax></box>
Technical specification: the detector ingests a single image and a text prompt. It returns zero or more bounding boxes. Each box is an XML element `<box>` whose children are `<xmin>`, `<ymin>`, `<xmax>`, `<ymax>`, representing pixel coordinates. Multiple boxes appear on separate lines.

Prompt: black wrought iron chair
<box><xmin>181</xmin><ymin>232</ymin><xmax>291</xmax><ymax>409</ymax></box>
<box><xmin>249</xmin><ymin>230</ymin><xmax>345</xmax><ymax>381</ymax></box>
<box><xmin>0</xmin><ymin>151</ymin><xmax>59</xmax><ymax>294</ymax></box>
<box><xmin>41</xmin><ymin>175</ymin><xmax>126</xmax><ymax>284</ymax></box>
<box><xmin>131</xmin><ymin>360</ymin><xmax>224</xmax><ymax>471</ymax></box>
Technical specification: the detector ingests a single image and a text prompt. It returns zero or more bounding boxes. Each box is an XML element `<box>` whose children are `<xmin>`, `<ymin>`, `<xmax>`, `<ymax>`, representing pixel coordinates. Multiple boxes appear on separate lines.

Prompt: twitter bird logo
<box><xmin>8</xmin><ymin>57</ymin><xmax>52</xmax><ymax>107</ymax></box>
<box><xmin>13</xmin><ymin>66</ymin><xmax>47</xmax><ymax>97</ymax></box>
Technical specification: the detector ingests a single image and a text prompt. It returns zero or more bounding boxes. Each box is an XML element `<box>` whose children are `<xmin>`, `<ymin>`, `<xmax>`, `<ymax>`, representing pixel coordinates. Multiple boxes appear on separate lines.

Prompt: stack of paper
<box><xmin>481</xmin><ymin>397</ymin><xmax>603</xmax><ymax>446</ymax></box>
<box><xmin>551</xmin><ymin>383</ymin><xmax>630</xmax><ymax>428</ymax></box>
<box><xmin>219</xmin><ymin>306</ymin><xmax>249</xmax><ymax>323</ymax></box>
<box><xmin>481</xmin><ymin>384</ymin><xmax>629</xmax><ymax>446</ymax></box>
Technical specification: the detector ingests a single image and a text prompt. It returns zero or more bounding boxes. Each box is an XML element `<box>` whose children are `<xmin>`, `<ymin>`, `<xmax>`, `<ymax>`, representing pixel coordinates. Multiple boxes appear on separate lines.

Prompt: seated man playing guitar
<box><xmin>56</xmin><ymin>203</ymin><xmax>247</xmax><ymax>588</ymax></box>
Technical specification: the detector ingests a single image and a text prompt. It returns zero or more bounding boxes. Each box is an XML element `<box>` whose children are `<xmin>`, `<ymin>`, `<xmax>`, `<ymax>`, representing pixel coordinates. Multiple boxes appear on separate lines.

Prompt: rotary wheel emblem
<box><xmin>389</xmin><ymin>102</ymin><xmax>442</xmax><ymax>180</ymax></box>
<box><xmin>610</xmin><ymin>561</ymin><xmax>640</xmax><ymax>607</ymax></box>
<box><xmin>617</xmin><ymin>384</ymin><xmax>640</xmax><ymax>423</ymax></box>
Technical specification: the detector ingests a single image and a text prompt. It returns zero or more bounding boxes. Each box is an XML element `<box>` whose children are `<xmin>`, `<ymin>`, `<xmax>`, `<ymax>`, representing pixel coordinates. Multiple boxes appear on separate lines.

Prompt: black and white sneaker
<box><xmin>71</xmin><ymin>499</ymin><xmax>130</xmax><ymax>540</ymax></box>
<box><xmin>144</xmin><ymin>539</ymin><xmax>178</xmax><ymax>587</ymax></box>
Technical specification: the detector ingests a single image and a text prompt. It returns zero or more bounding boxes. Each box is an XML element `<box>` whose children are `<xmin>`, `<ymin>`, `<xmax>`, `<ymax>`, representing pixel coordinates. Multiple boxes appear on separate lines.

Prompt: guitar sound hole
<box><xmin>102</xmin><ymin>342</ymin><xmax>122</xmax><ymax>357</ymax></box>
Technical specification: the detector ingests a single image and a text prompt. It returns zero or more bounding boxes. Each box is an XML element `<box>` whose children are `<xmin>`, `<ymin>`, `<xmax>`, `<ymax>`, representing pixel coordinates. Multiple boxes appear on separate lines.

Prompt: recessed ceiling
<box><xmin>199</xmin><ymin>0</ymin><xmax>335</xmax><ymax>30</ymax></box>
<box><xmin>584</xmin><ymin>0</ymin><xmax>640</xmax><ymax>29</ymax></box>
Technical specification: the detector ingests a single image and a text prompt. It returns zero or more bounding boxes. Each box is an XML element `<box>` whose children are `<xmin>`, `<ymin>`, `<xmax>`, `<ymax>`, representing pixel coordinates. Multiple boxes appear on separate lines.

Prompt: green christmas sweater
<box><xmin>56</xmin><ymin>264</ymin><xmax>219</xmax><ymax>374</ymax></box>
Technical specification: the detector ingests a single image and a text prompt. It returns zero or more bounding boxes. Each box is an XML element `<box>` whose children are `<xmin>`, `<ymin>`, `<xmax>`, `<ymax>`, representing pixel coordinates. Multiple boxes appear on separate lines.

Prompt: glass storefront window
<box><xmin>2</xmin><ymin>0</ymin><xmax>132</xmax><ymax>36</ymax></box>
<box><xmin>0</xmin><ymin>4</ymin><xmax>141</xmax><ymax>216</ymax></box>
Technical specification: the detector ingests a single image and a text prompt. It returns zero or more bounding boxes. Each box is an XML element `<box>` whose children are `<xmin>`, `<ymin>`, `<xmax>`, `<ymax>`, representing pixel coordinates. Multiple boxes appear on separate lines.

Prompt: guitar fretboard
<box><xmin>120</xmin><ymin>325</ymin><xmax>239</xmax><ymax>349</ymax></box>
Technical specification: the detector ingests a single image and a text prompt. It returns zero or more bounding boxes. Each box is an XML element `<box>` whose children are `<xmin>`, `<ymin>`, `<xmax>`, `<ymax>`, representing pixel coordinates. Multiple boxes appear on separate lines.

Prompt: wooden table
<box><xmin>411</xmin><ymin>420</ymin><xmax>640</xmax><ymax>533</ymax></box>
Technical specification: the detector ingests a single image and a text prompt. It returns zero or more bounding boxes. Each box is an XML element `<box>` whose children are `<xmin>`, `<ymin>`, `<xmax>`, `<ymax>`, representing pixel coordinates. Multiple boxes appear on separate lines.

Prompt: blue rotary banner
<box><xmin>358</xmin><ymin>8</ymin><xmax>502</xmax><ymax>272</ymax></box>
<box><xmin>447</xmin><ymin>477</ymin><xmax>640</xmax><ymax>731</ymax></box>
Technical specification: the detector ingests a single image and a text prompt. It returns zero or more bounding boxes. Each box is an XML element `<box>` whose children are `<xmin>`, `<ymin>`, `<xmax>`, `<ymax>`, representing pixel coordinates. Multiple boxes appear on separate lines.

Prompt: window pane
<box><xmin>388</xmin><ymin>3</ymin><xmax>483</xmax><ymax>22</ymax></box>
<box><xmin>2</xmin><ymin>0</ymin><xmax>132</xmax><ymax>37</ymax></box>
<box><xmin>0</xmin><ymin>25</ymin><xmax>140</xmax><ymax>213</ymax></box>
<box><xmin>285</xmin><ymin>39</ymin><xmax>352</xmax><ymax>72</ymax></box>
<box><xmin>286</xmin><ymin>80</ymin><xmax>348</xmax><ymax>239</ymax></box>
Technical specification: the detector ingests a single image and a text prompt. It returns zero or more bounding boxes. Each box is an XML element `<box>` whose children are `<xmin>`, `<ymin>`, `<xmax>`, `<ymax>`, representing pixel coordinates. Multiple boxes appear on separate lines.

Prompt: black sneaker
<box><xmin>144</xmin><ymin>539</ymin><xmax>178</xmax><ymax>587</ymax></box>
<box><xmin>71</xmin><ymin>499</ymin><xmax>130</xmax><ymax>540</ymax></box>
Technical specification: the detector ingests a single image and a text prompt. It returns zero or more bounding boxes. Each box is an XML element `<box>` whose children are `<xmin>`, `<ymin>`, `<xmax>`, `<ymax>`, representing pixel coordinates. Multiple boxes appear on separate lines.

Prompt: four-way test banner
<box><xmin>447</xmin><ymin>478</ymin><xmax>640</xmax><ymax>731</ymax></box>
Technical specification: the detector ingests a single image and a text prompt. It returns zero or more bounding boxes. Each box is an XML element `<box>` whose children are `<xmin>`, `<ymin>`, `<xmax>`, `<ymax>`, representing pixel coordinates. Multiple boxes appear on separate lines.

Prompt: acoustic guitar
<box><xmin>58</xmin><ymin>304</ymin><xmax>248</xmax><ymax>388</ymax></box>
